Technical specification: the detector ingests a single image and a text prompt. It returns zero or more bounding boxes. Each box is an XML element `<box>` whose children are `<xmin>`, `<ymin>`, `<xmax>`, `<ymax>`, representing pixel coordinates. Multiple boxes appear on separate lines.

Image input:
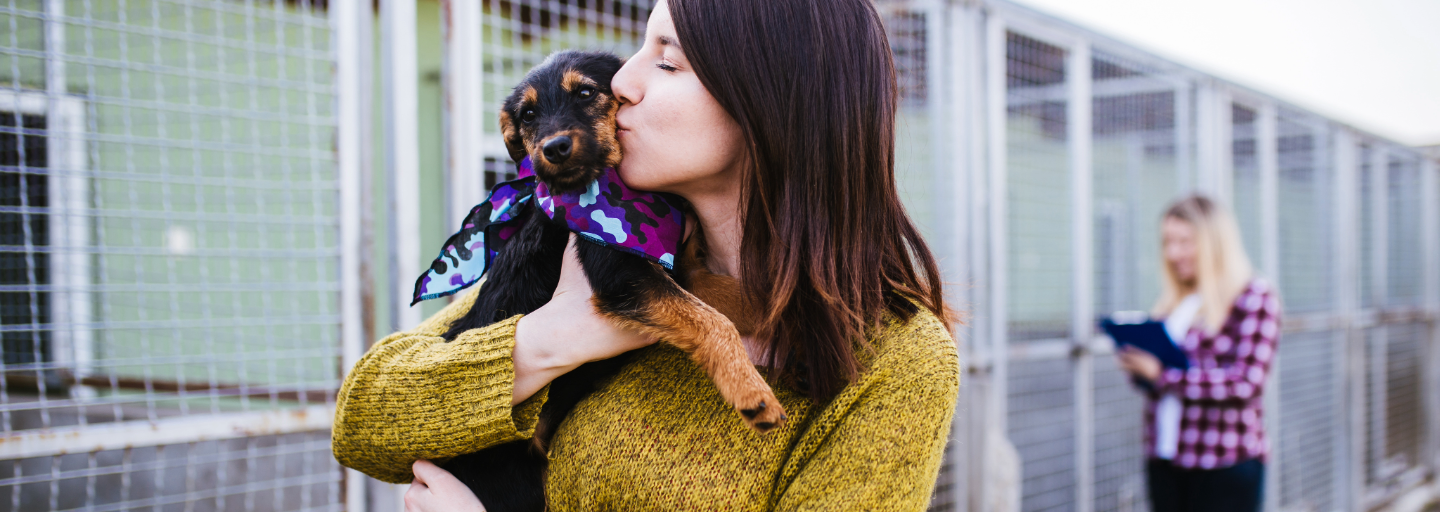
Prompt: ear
<box><xmin>497</xmin><ymin>109</ymin><xmax>528</xmax><ymax>165</ymax></box>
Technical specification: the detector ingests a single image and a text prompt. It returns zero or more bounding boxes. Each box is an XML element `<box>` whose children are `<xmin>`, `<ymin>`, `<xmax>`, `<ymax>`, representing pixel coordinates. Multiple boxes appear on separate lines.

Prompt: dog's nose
<box><xmin>543</xmin><ymin>136</ymin><xmax>572</xmax><ymax>164</ymax></box>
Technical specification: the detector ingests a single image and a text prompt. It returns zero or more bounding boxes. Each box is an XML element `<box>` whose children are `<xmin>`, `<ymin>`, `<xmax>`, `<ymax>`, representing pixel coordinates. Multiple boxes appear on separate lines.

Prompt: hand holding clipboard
<box><xmin>1101</xmin><ymin>312</ymin><xmax>1191</xmax><ymax>391</ymax></box>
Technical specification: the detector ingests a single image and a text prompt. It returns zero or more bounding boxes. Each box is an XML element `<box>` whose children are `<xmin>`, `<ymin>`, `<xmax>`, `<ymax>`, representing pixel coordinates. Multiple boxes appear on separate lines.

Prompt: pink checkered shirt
<box><xmin>1143</xmin><ymin>278</ymin><xmax>1281</xmax><ymax>470</ymax></box>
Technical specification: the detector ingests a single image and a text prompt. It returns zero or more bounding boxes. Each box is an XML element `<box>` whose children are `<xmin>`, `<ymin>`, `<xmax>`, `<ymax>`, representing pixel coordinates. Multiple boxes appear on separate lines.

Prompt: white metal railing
<box><xmin>2</xmin><ymin>0</ymin><xmax>342</xmax><ymax>509</ymax></box>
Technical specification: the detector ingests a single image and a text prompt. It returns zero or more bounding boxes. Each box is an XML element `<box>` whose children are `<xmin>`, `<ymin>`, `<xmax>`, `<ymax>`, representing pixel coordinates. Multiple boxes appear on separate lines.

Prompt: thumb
<box><xmin>411</xmin><ymin>460</ymin><xmax>440</xmax><ymax>486</ymax></box>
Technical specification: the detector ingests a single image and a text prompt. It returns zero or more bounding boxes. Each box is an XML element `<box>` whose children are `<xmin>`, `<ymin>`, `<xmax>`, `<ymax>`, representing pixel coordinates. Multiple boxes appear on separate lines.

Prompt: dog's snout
<box><xmin>542</xmin><ymin>136</ymin><xmax>573</xmax><ymax>164</ymax></box>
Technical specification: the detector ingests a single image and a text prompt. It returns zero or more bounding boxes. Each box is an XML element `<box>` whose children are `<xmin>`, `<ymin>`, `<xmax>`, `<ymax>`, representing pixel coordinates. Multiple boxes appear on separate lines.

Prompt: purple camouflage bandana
<box><xmin>411</xmin><ymin>156</ymin><xmax>686</xmax><ymax>305</ymax></box>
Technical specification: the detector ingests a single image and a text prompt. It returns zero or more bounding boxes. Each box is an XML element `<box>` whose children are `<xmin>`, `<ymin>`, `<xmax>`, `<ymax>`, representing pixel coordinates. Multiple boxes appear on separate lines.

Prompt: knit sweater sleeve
<box><xmin>330</xmin><ymin>287</ymin><xmax>550</xmax><ymax>484</ymax></box>
<box><xmin>772</xmin><ymin>313</ymin><xmax>961</xmax><ymax>511</ymax></box>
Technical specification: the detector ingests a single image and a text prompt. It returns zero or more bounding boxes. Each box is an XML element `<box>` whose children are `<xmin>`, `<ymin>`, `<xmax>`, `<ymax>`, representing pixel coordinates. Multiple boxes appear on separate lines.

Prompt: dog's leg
<box><xmin>675</xmin><ymin>227</ymin><xmax>758</xmax><ymax>336</ymax></box>
<box><xmin>576</xmin><ymin>242</ymin><xmax>787</xmax><ymax>433</ymax></box>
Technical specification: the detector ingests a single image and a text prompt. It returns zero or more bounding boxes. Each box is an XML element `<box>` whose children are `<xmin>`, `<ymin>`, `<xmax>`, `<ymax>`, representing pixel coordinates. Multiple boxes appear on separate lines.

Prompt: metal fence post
<box><xmin>1333</xmin><ymin>128</ymin><xmax>1362</xmax><ymax>511</ymax></box>
<box><xmin>984</xmin><ymin>12</ymin><xmax>1010</xmax><ymax>511</ymax></box>
<box><xmin>443</xmin><ymin>0</ymin><xmax>485</xmax><ymax>233</ymax></box>
<box><xmin>334</xmin><ymin>0</ymin><xmax>373</xmax><ymax>509</ymax></box>
<box><xmin>383</xmin><ymin>0</ymin><xmax>423</xmax><ymax>334</ymax></box>
<box><xmin>1422</xmin><ymin>156</ymin><xmax>1440</xmax><ymax>480</ymax></box>
<box><xmin>952</xmin><ymin>4</ymin><xmax>991</xmax><ymax>510</ymax></box>
<box><xmin>1068</xmin><ymin>37</ymin><xmax>1095</xmax><ymax>512</ymax></box>
<box><xmin>1254</xmin><ymin>101</ymin><xmax>1281</xmax><ymax>512</ymax></box>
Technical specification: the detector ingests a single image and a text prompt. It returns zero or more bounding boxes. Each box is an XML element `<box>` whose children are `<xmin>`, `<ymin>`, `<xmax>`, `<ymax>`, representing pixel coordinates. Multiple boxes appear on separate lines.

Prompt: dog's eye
<box><xmin>577</xmin><ymin>87</ymin><xmax>595</xmax><ymax>99</ymax></box>
<box><xmin>520</xmin><ymin>109</ymin><xmax>537</xmax><ymax>124</ymax></box>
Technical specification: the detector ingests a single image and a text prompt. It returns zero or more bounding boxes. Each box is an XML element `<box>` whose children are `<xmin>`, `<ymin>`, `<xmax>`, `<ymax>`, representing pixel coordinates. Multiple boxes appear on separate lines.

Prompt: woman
<box><xmin>1117</xmin><ymin>195</ymin><xmax>1280</xmax><ymax>512</ymax></box>
<box><xmin>331</xmin><ymin>0</ymin><xmax>960</xmax><ymax>509</ymax></box>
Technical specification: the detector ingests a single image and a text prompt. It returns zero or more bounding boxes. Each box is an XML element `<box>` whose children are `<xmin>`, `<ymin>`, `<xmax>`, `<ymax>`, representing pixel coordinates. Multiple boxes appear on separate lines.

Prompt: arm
<box><xmin>1156</xmin><ymin>287</ymin><xmax>1280</xmax><ymax>403</ymax></box>
<box><xmin>333</xmin><ymin>235</ymin><xmax>655</xmax><ymax>484</ymax></box>
<box><xmin>331</xmin><ymin>293</ymin><xmax>549</xmax><ymax>484</ymax></box>
<box><xmin>772</xmin><ymin>318</ymin><xmax>961</xmax><ymax>511</ymax></box>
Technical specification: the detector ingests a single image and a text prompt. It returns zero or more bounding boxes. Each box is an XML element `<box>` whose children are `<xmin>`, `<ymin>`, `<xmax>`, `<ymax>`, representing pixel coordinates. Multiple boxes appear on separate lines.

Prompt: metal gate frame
<box><xmin>946</xmin><ymin>1</ymin><xmax>1440</xmax><ymax>511</ymax></box>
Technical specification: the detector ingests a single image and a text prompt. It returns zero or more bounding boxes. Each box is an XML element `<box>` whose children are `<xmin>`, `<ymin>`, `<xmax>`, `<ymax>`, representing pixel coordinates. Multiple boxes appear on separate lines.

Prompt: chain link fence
<box><xmin>2</xmin><ymin>0</ymin><xmax>341</xmax><ymax>510</ymax></box>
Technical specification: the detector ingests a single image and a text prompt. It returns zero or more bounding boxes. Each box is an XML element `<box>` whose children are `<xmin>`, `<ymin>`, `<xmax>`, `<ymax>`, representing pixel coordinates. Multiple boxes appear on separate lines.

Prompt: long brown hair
<box><xmin>669</xmin><ymin>0</ymin><xmax>951</xmax><ymax>401</ymax></box>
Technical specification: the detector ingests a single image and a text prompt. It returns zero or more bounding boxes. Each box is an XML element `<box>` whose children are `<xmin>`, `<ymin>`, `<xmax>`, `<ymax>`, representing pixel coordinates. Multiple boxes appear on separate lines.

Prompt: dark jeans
<box><xmin>1147</xmin><ymin>458</ymin><xmax>1264</xmax><ymax>512</ymax></box>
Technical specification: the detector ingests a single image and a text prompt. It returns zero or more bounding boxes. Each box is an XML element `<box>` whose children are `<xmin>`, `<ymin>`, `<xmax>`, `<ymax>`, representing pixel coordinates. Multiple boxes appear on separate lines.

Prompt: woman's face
<box><xmin>611</xmin><ymin>2</ymin><xmax>745</xmax><ymax>198</ymax></box>
<box><xmin>1162</xmin><ymin>217</ymin><xmax>1198</xmax><ymax>285</ymax></box>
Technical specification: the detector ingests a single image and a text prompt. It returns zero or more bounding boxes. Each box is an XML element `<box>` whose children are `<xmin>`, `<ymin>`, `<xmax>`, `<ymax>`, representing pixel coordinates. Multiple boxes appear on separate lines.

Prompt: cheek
<box><xmin>618</xmin><ymin>80</ymin><xmax>742</xmax><ymax>192</ymax></box>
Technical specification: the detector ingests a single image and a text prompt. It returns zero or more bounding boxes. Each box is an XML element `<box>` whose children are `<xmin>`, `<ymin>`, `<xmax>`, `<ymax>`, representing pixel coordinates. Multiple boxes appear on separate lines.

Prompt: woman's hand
<box><xmin>511</xmin><ymin>234</ymin><xmax>657</xmax><ymax>404</ymax></box>
<box><xmin>405</xmin><ymin>460</ymin><xmax>486</xmax><ymax>512</ymax></box>
<box><xmin>1117</xmin><ymin>346</ymin><xmax>1162</xmax><ymax>383</ymax></box>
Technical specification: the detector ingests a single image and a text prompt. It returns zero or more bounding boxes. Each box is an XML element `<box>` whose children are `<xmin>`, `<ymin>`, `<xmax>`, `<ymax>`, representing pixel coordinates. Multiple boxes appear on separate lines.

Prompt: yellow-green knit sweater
<box><xmin>332</xmin><ymin>286</ymin><xmax>960</xmax><ymax>510</ymax></box>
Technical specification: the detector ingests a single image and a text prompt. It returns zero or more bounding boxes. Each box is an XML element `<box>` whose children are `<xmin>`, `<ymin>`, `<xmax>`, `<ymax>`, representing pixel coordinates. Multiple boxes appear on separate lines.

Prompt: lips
<box><xmin>615</xmin><ymin>110</ymin><xmax>632</xmax><ymax>135</ymax></box>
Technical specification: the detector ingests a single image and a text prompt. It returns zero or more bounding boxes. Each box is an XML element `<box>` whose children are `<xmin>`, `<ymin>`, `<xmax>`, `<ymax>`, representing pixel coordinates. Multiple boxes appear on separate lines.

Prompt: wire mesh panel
<box><xmin>1360</xmin><ymin>144</ymin><xmax>1378</xmax><ymax>309</ymax></box>
<box><xmin>0</xmin><ymin>431</ymin><xmax>336</xmax><ymax>511</ymax></box>
<box><xmin>1091</xmin><ymin>355</ymin><xmax>1145</xmax><ymax>512</ymax></box>
<box><xmin>886</xmin><ymin>7</ymin><xmax>943</xmax><ymax>245</ymax></box>
<box><xmin>1229</xmin><ymin>104</ymin><xmax>1262</xmax><ymax>269</ymax></box>
<box><xmin>1365</xmin><ymin>326</ymin><xmax>1386</xmax><ymax>485</ymax></box>
<box><xmin>1362</xmin><ymin>323</ymin><xmax>1428</xmax><ymax>487</ymax></box>
<box><xmin>1006</xmin><ymin>31</ymin><xmax>1071</xmax><ymax>342</ymax></box>
<box><xmin>1089</xmin><ymin>50</ymin><xmax>1188</xmax><ymax>317</ymax></box>
<box><xmin>1</xmin><ymin>0</ymin><xmax>341</xmax><ymax>509</ymax></box>
<box><xmin>1386</xmin><ymin>153</ymin><xmax>1423</xmax><ymax>306</ymax></box>
<box><xmin>1383</xmin><ymin>323</ymin><xmax>1425</xmax><ymax>476</ymax></box>
<box><xmin>1008</xmin><ymin>357</ymin><xmax>1077</xmax><ymax>512</ymax></box>
<box><xmin>1275</xmin><ymin>110</ymin><xmax>1333</xmax><ymax>313</ymax></box>
<box><xmin>1274</xmin><ymin>329</ymin><xmax>1341</xmax><ymax>511</ymax></box>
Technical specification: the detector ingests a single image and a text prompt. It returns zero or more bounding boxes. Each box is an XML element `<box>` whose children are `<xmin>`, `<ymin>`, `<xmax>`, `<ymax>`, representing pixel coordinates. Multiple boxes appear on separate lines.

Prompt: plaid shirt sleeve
<box><xmin>1155</xmin><ymin>282</ymin><xmax>1281</xmax><ymax>403</ymax></box>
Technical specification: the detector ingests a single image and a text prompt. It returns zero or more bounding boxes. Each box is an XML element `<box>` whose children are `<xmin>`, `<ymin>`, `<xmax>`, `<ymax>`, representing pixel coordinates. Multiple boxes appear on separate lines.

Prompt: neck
<box><xmin>689</xmin><ymin>195</ymin><xmax>743</xmax><ymax>277</ymax></box>
<box><xmin>670</xmin><ymin>164</ymin><xmax>744</xmax><ymax>277</ymax></box>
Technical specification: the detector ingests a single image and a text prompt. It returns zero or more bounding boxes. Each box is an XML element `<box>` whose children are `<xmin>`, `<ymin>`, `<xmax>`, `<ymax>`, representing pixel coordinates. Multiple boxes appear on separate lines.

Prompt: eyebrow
<box><xmin>657</xmin><ymin>35</ymin><xmax>681</xmax><ymax>51</ymax></box>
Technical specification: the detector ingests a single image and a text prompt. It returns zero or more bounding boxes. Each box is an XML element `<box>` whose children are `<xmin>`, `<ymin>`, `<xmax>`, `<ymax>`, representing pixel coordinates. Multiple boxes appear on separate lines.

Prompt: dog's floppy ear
<box><xmin>498</xmin><ymin>107</ymin><xmax>528</xmax><ymax>165</ymax></box>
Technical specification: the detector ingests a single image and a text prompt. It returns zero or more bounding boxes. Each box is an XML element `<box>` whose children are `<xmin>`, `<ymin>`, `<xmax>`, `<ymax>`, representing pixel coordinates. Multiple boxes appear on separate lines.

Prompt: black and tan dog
<box><xmin>437</xmin><ymin>51</ymin><xmax>785</xmax><ymax>511</ymax></box>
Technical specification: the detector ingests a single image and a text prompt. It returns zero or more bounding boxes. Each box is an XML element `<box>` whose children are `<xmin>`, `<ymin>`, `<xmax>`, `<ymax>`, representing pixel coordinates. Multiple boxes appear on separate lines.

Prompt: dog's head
<box><xmin>500</xmin><ymin>50</ymin><xmax>624</xmax><ymax>193</ymax></box>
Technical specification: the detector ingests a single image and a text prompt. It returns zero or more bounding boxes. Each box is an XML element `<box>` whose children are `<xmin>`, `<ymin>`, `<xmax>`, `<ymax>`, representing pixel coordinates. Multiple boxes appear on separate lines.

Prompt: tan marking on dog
<box><xmin>589</xmin><ymin>97</ymin><xmax>623</xmax><ymax>167</ymax></box>
<box><xmin>561</xmin><ymin>69</ymin><xmax>596</xmax><ymax>92</ymax></box>
<box><xmin>498</xmin><ymin>110</ymin><xmax>515</xmax><ymax>140</ymax></box>
<box><xmin>680</xmin><ymin>231</ymin><xmax>757</xmax><ymax>335</ymax></box>
<box><xmin>521</xmin><ymin>85</ymin><xmax>538</xmax><ymax>105</ymax></box>
<box><xmin>498</xmin><ymin>110</ymin><xmax>528</xmax><ymax>164</ymax></box>
<box><xmin>600</xmin><ymin>278</ymin><xmax>786</xmax><ymax>433</ymax></box>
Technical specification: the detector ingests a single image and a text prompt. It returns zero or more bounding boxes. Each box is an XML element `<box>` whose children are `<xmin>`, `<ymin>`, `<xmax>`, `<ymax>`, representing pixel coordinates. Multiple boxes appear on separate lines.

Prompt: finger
<box><xmin>413</xmin><ymin>459</ymin><xmax>464</xmax><ymax>491</ymax></box>
<box><xmin>555</xmin><ymin>233</ymin><xmax>590</xmax><ymax>293</ymax></box>
<box><xmin>403</xmin><ymin>482</ymin><xmax>428</xmax><ymax>512</ymax></box>
<box><xmin>411</xmin><ymin>459</ymin><xmax>440</xmax><ymax>486</ymax></box>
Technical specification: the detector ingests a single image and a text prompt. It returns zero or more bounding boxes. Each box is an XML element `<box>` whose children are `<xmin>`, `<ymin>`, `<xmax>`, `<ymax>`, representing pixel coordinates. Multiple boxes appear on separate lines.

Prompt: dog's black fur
<box><xmin>434</xmin><ymin>51</ymin><xmax>783</xmax><ymax>512</ymax></box>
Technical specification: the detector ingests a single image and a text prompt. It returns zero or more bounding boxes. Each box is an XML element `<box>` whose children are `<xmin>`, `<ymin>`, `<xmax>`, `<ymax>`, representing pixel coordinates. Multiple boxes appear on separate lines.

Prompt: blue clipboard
<box><xmin>1099</xmin><ymin>316</ymin><xmax>1191</xmax><ymax>370</ymax></box>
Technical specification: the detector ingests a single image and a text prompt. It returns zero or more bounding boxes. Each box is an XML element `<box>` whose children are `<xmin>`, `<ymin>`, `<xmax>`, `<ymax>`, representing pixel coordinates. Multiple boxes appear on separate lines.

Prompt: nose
<box><xmin>542</xmin><ymin>136</ymin><xmax>572</xmax><ymax>164</ymax></box>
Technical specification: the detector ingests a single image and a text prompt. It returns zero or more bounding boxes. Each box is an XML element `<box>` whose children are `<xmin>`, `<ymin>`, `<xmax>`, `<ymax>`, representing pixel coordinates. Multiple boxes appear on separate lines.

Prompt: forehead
<box><xmin>646</xmin><ymin>1</ymin><xmax>675</xmax><ymax>40</ymax></box>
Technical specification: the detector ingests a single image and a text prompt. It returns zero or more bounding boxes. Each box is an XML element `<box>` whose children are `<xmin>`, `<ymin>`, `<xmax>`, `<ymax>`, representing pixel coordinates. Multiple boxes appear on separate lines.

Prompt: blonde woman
<box><xmin>1117</xmin><ymin>195</ymin><xmax>1280</xmax><ymax>512</ymax></box>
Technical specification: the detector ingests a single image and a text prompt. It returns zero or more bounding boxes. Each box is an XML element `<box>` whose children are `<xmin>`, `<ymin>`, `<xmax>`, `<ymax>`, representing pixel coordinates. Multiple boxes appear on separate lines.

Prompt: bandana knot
<box><xmin>412</xmin><ymin>157</ymin><xmax>686</xmax><ymax>305</ymax></box>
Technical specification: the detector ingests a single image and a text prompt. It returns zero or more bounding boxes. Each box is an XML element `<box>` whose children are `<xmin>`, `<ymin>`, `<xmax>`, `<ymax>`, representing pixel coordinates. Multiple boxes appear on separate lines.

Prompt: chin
<box><xmin>616</xmin><ymin>161</ymin><xmax>662</xmax><ymax>191</ymax></box>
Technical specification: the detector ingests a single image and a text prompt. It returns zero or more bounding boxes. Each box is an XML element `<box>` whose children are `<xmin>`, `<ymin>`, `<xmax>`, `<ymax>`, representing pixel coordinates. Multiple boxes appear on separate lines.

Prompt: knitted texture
<box><xmin>333</xmin><ymin>286</ymin><xmax>960</xmax><ymax>510</ymax></box>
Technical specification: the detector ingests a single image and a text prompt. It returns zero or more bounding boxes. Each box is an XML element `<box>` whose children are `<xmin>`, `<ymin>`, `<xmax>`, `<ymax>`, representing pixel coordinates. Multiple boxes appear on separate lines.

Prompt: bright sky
<box><xmin>1008</xmin><ymin>0</ymin><xmax>1440</xmax><ymax>147</ymax></box>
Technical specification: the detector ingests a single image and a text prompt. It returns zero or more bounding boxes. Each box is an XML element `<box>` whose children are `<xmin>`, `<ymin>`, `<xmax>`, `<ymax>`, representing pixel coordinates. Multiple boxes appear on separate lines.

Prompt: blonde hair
<box><xmin>1152</xmin><ymin>195</ymin><xmax>1256</xmax><ymax>333</ymax></box>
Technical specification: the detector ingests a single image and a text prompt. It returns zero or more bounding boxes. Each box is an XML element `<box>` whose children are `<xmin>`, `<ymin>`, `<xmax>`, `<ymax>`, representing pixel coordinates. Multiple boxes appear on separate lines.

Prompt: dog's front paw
<box><xmin>733</xmin><ymin>386</ymin><xmax>787</xmax><ymax>434</ymax></box>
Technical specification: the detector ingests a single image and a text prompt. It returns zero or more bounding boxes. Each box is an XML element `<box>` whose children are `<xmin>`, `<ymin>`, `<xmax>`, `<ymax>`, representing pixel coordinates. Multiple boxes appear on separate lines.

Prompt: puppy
<box><xmin>428</xmin><ymin>51</ymin><xmax>784</xmax><ymax>512</ymax></box>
